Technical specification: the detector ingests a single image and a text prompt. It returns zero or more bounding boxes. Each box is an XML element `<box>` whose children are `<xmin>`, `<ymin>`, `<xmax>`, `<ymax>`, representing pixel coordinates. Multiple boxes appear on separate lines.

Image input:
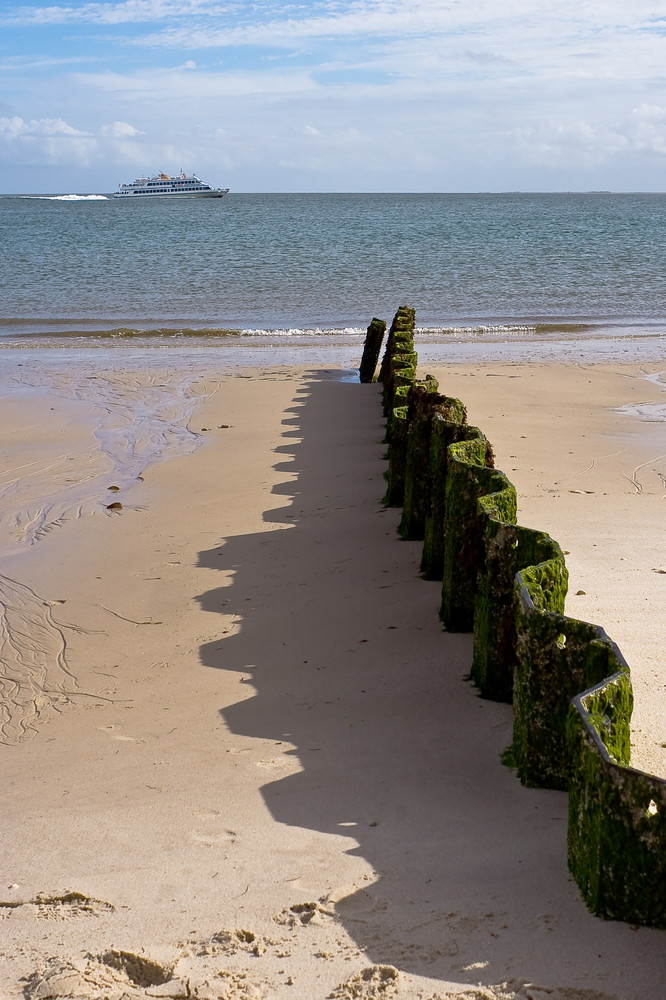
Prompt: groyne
<box><xmin>361</xmin><ymin>306</ymin><xmax>666</xmax><ymax>930</ymax></box>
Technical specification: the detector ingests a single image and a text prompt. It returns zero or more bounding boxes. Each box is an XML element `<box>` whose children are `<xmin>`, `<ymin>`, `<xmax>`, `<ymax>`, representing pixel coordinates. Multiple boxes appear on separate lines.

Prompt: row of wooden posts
<box><xmin>359</xmin><ymin>306</ymin><xmax>666</xmax><ymax>930</ymax></box>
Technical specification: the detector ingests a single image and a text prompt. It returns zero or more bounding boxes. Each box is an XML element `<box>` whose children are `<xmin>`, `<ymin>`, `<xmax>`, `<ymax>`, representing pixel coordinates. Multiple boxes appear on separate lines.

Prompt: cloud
<box><xmin>72</xmin><ymin>66</ymin><xmax>317</xmax><ymax>99</ymax></box>
<box><xmin>633</xmin><ymin>102</ymin><xmax>666</xmax><ymax>121</ymax></box>
<box><xmin>0</xmin><ymin>115</ymin><xmax>146</xmax><ymax>167</ymax></box>
<box><xmin>505</xmin><ymin>113</ymin><xmax>666</xmax><ymax>167</ymax></box>
<box><xmin>0</xmin><ymin>116</ymin><xmax>97</xmax><ymax>166</ymax></box>
<box><xmin>0</xmin><ymin>55</ymin><xmax>102</xmax><ymax>69</ymax></box>
<box><xmin>100</xmin><ymin>0</ymin><xmax>666</xmax><ymax>56</ymax></box>
<box><xmin>460</xmin><ymin>49</ymin><xmax>515</xmax><ymax>67</ymax></box>
<box><xmin>99</xmin><ymin>120</ymin><xmax>144</xmax><ymax>136</ymax></box>
<box><xmin>3</xmin><ymin>0</ymin><xmax>230</xmax><ymax>26</ymax></box>
<box><xmin>3</xmin><ymin>0</ymin><xmax>659</xmax><ymax>38</ymax></box>
<box><xmin>0</xmin><ymin>115</ymin><xmax>91</xmax><ymax>137</ymax></box>
<box><xmin>631</xmin><ymin>103</ymin><xmax>666</xmax><ymax>155</ymax></box>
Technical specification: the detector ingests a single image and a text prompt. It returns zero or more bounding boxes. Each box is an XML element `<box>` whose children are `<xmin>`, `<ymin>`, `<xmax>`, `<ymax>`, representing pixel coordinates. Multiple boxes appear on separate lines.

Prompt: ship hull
<box><xmin>113</xmin><ymin>189</ymin><xmax>229</xmax><ymax>200</ymax></box>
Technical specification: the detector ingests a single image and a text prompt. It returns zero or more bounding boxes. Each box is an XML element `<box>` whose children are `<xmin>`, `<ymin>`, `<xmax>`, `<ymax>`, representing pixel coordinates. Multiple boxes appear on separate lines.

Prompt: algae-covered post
<box><xmin>472</xmin><ymin>522</ymin><xmax>563</xmax><ymax>705</ymax></box>
<box><xmin>420</xmin><ymin>404</ymin><xmax>469</xmax><ymax>580</ymax></box>
<box><xmin>384</xmin><ymin>403</ymin><xmax>409</xmax><ymax>507</ymax></box>
<box><xmin>439</xmin><ymin>429</ymin><xmax>495</xmax><ymax>632</ymax></box>
<box><xmin>378</xmin><ymin>306</ymin><xmax>416</xmax><ymax>415</ymax></box>
<box><xmin>378</xmin><ymin>306</ymin><xmax>418</xmax><ymax>507</ymax></box>
<box><xmin>363</xmin><ymin>302</ymin><xmax>666</xmax><ymax>931</ymax></box>
<box><xmin>386</xmin><ymin>377</ymin><xmax>437</xmax><ymax>510</ymax></box>
<box><xmin>511</xmin><ymin>585</ymin><xmax>616</xmax><ymax>791</ymax></box>
<box><xmin>568</xmin><ymin>667</ymin><xmax>666</xmax><ymax>930</ymax></box>
<box><xmin>359</xmin><ymin>317</ymin><xmax>387</xmax><ymax>383</ymax></box>
<box><xmin>398</xmin><ymin>380</ymin><xmax>440</xmax><ymax>540</ymax></box>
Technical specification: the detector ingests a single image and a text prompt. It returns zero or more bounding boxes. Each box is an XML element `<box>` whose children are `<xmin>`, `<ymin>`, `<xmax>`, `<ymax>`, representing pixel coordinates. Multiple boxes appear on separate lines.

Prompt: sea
<box><xmin>1</xmin><ymin>191</ymin><xmax>666</xmax><ymax>365</ymax></box>
<box><xmin>0</xmin><ymin>190</ymin><xmax>665</xmax><ymax>501</ymax></box>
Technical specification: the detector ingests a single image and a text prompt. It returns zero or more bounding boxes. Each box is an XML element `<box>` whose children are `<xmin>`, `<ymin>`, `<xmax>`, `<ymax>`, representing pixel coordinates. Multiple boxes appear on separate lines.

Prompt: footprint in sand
<box><xmin>0</xmin><ymin>891</ymin><xmax>114</xmax><ymax>921</ymax></box>
<box><xmin>274</xmin><ymin>900</ymin><xmax>336</xmax><ymax>927</ymax></box>
<box><xmin>23</xmin><ymin>951</ymin><xmax>186</xmax><ymax>1000</ymax></box>
<box><xmin>327</xmin><ymin>965</ymin><xmax>400</xmax><ymax>998</ymax></box>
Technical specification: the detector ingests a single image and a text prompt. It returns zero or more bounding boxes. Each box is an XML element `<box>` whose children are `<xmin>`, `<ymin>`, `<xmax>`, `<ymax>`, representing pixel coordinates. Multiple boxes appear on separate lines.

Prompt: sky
<box><xmin>1</xmin><ymin>0</ymin><xmax>666</xmax><ymax>192</ymax></box>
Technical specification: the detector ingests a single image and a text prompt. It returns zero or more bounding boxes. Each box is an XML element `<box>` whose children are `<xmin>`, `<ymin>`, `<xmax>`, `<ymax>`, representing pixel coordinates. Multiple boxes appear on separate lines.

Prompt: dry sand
<box><xmin>1</xmin><ymin>358</ymin><xmax>665</xmax><ymax>1000</ymax></box>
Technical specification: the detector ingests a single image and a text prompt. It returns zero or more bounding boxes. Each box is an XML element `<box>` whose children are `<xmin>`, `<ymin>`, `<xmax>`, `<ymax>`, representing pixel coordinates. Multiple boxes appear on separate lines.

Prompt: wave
<box><xmin>0</xmin><ymin>324</ymin><xmax>367</xmax><ymax>341</ymax></box>
<box><xmin>417</xmin><ymin>322</ymin><xmax>597</xmax><ymax>338</ymax></box>
<box><xmin>0</xmin><ymin>323</ymin><xmax>542</xmax><ymax>342</ymax></box>
<box><xmin>23</xmin><ymin>194</ymin><xmax>109</xmax><ymax>201</ymax></box>
<box><xmin>0</xmin><ymin>319</ymin><xmax>664</xmax><ymax>345</ymax></box>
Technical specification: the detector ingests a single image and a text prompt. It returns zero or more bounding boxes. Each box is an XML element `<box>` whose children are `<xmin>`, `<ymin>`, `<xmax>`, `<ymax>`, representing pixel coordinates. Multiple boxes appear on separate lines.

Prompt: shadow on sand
<box><xmin>196</xmin><ymin>370</ymin><xmax>664</xmax><ymax>993</ymax></box>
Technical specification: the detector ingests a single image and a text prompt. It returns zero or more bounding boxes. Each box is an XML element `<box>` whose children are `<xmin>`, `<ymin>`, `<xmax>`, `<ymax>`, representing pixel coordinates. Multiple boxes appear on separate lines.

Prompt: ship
<box><xmin>113</xmin><ymin>171</ymin><xmax>229</xmax><ymax>199</ymax></box>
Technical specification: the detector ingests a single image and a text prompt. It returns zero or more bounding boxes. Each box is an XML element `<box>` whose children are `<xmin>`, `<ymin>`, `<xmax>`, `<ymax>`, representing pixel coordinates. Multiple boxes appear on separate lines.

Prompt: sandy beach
<box><xmin>1</xmin><ymin>355</ymin><xmax>665</xmax><ymax>1000</ymax></box>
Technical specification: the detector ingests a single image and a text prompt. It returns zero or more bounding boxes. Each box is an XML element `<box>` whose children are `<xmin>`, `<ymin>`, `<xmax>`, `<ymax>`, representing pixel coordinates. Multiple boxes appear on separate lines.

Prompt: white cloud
<box><xmin>72</xmin><ymin>66</ymin><xmax>317</xmax><ymax>99</ymax></box>
<box><xmin>0</xmin><ymin>116</ymin><xmax>97</xmax><ymax>166</ymax></box>
<box><xmin>121</xmin><ymin>0</ymin><xmax>666</xmax><ymax>55</ymax></box>
<box><xmin>99</xmin><ymin>120</ymin><xmax>144</xmax><ymax>136</ymax></box>
<box><xmin>0</xmin><ymin>115</ymin><xmax>91</xmax><ymax>137</ymax></box>
<box><xmin>3</xmin><ymin>0</ymin><xmax>231</xmax><ymax>26</ymax></box>
<box><xmin>0</xmin><ymin>55</ymin><xmax>102</xmax><ymax>69</ymax></box>
<box><xmin>631</xmin><ymin>104</ymin><xmax>666</xmax><ymax>155</ymax></box>
<box><xmin>633</xmin><ymin>103</ymin><xmax>666</xmax><ymax>122</ymax></box>
<box><xmin>5</xmin><ymin>0</ymin><xmax>664</xmax><ymax>40</ymax></box>
<box><xmin>505</xmin><ymin>113</ymin><xmax>666</xmax><ymax>167</ymax></box>
<box><xmin>0</xmin><ymin>115</ymin><xmax>147</xmax><ymax>168</ymax></box>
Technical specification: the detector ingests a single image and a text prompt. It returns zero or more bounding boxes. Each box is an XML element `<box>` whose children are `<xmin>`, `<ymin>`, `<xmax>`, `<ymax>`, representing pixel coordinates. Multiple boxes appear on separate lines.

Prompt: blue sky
<box><xmin>1</xmin><ymin>0</ymin><xmax>666</xmax><ymax>192</ymax></box>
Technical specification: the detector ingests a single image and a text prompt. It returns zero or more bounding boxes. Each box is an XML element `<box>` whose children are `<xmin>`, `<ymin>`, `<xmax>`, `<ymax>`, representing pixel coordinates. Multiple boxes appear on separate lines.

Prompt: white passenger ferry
<box><xmin>113</xmin><ymin>172</ymin><xmax>229</xmax><ymax>199</ymax></box>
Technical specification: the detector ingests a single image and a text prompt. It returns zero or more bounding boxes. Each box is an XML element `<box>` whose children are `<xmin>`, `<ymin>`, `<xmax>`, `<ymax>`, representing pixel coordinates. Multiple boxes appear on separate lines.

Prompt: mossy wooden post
<box><xmin>420</xmin><ymin>406</ymin><xmax>468</xmax><ymax>580</ymax></box>
<box><xmin>384</xmin><ymin>405</ymin><xmax>409</xmax><ymax>506</ymax></box>
<box><xmin>470</xmin><ymin>483</ymin><xmax>519</xmax><ymax>701</ymax></box>
<box><xmin>379</xmin><ymin>305</ymin><xmax>415</xmax><ymax>379</ymax></box>
<box><xmin>384</xmin><ymin>360</ymin><xmax>416</xmax><ymax>494</ymax></box>
<box><xmin>472</xmin><ymin>522</ymin><xmax>564</xmax><ymax>703</ymax></box>
<box><xmin>399</xmin><ymin>379</ymin><xmax>441</xmax><ymax>539</ymax></box>
<box><xmin>511</xmin><ymin>575</ymin><xmax>633</xmax><ymax>789</ymax></box>
<box><xmin>383</xmin><ymin>353</ymin><xmax>418</xmax><ymax>426</ymax></box>
<box><xmin>440</xmin><ymin>430</ymin><xmax>495</xmax><ymax>632</ymax></box>
<box><xmin>568</xmin><ymin>667</ymin><xmax>666</xmax><ymax>929</ymax></box>
<box><xmin>379</xmin><ymin>306</ymin><xmax>416</xmax><ymax>414</ymax></box>
<box><xmin>359</xmin><ymin>317</ymin><xmax>387</xmax><ymax>383</ymax></box>
<box><xmin>382</xmin><ymin>342</ymin><xmax>418</xmax><ymax>509</ymax></box>
<box><xmin>385</xmin><ymin>382</ymin><xmax>410</xmax><ymax>442</ymax></box>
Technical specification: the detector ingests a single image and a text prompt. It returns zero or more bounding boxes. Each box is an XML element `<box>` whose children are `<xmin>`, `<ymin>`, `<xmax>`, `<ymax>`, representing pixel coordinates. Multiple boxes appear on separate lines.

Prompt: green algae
<box><xmin>439</xmin><ymin>429</ymin><xmax>494</xmax><ymax>632</ymax></box>
<box><xmin>568</xmin><ymin>669</ymin><xmax>666</xmax><ymax>928</ymax></box>
<box><xmin>420</xmin><ymin>407</ymin><xmax>468</xmax><ymax>580</ymax></box>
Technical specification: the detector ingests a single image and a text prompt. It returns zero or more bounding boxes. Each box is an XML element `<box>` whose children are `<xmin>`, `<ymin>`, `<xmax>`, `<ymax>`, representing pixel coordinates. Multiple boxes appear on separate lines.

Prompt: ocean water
<box><xmin>1</xmin><ymin>191</ymin><xmax>666</xmax><ymax>358</ymax></box>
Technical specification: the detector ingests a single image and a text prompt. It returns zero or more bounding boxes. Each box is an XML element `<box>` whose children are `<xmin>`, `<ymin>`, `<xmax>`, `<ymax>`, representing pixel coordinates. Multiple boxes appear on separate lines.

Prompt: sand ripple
<box><xmin>0</xmin><ymin>574</ymin><xmax>79</xmax><ymax>744</ymax></box>
<box><xmin>0</xmin><ymin>365</ymin><xmax>211</xmax><ymax>547</ymax></box>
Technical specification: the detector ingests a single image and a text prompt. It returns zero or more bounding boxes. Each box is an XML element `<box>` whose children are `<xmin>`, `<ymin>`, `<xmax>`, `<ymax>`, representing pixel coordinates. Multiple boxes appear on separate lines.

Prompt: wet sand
<box><xmin>0</xmin><ymin>357</ymin><xmax>665</xmax><ymax>1000</ymax></box>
